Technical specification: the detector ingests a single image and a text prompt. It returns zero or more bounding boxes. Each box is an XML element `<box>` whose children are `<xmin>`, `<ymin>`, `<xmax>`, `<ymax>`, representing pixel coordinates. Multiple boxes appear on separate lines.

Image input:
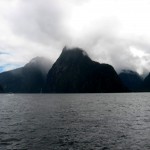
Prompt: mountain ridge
<box><xmin>1</xmin><ymin>47</ymin><xmax>150</xmax><ymax>93</ymax></box>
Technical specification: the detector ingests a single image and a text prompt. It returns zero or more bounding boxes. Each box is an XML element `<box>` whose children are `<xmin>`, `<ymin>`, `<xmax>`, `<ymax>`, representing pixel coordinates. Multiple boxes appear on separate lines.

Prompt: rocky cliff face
<box><xmin>45</xmin><ymin>47</ymin><xmax>127</xmax><ymax>93</ymax></box>
<box><xmin>119</xmin><ymin>70</ymin><xmax>143</xmax><ymax>92</ymax></box>
<box><xmin>0</xmin><ymin>57</ymin><xmax>52</xmax><ymax>93</ymax></box>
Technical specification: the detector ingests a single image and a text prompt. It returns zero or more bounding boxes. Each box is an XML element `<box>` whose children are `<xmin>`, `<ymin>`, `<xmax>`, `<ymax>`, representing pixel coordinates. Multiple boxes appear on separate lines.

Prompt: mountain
<box><xmin>119</xmin><ymin>70</ymin><xmax>143</xmax><ymax>92</ymax></box>
<box><xmin>0</xmin><ymin>57</ymin><xmax>52</xmax><ymax>93</ymax></box>
<box><xmin>45</xmin><ymin>47</ymin><xmax>127</xmax><ymax>93</ymax></box>
<box><xmin>0</xmin><ymin>84</ymin><xmax>4</xmax><ymax>93</ymax></box>
<box><xmin>141</xmin><ymin>73</ymin><xmax>150</xmax><ymax>92</ymax></box>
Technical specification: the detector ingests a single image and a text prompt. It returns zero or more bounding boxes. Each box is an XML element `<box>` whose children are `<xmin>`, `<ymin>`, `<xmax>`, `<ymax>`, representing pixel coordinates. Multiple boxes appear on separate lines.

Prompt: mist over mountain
<box><xmin>45</xmin><ymin>47</ymin><xmax>127</xmax><ymax>93</ymax></box>
<box><xmin>0</xmin><ymin>57</ymin><xmax>52</xmax><ymax>93</ymax></box>
<box><xmin>25</xmin><ymin>57</ymin><xmax>52</xmax><ymax>79</ymax></box>
<box><xmin>119</xmin><ymin>70</ymin><xmax>143</xmax><ymax>92</ymax></box>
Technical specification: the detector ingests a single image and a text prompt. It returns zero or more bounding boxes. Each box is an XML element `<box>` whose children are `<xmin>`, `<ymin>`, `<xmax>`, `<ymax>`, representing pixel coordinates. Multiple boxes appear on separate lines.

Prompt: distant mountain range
<box><xmin>0</xmin><ymin>47</ymin><xmax>150</xmax><ymax>93</ymax></box>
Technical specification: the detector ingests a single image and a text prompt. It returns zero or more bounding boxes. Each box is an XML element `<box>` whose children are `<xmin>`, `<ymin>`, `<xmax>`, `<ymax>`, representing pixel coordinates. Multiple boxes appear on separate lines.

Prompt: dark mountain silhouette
<box><xmin>141</xmin><ymin>73</ymin><xmax>150</xmax><ymax>92</ymax></box>
<box><xmin>0</xmin><ymin>57</ymin><xmax>52</xmax><ymax>93</ymax></box>
<box><xmin>45</xmin><ymin>47</ymin><xmax>127</xmax><ymax>93</ymax></box>
<box><xmin>119</xmin><ymin>70</ymin><xmax>143</xmax><ymax>92</ymax></box>
<box><xmin>0</xmin><ymin>84</ymin><xmax>4</xmax><ymax>93</ymax></box>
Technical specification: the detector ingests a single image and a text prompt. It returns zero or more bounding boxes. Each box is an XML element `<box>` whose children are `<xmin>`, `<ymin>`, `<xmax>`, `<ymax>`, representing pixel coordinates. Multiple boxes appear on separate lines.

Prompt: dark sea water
<box><xmin>0</xmin><ymin>93</ymin><xmax>150</xmax><ymax>150</ymax></box>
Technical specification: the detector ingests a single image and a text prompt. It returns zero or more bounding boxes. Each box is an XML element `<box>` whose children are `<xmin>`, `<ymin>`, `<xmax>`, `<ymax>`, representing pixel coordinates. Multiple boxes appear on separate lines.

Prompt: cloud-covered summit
<box><xmin>0</xmin><ymin>0</ymin><xmax>150</xmax><ymax>75</ymax></box>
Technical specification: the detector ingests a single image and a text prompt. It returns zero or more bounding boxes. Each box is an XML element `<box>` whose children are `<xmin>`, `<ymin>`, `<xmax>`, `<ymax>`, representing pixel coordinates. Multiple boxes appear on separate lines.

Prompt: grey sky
<box><xmin>0</xmin><ymin>0</ymin><xmax>150</xmax><ymax>74</ymax></box>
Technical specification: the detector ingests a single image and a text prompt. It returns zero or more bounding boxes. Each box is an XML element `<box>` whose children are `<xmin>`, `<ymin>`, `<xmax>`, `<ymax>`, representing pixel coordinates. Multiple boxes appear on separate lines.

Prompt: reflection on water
<box><xmin>0</xmin><ymin>93</ymin><xmax>150</xmax><ymax>150</ymax></box>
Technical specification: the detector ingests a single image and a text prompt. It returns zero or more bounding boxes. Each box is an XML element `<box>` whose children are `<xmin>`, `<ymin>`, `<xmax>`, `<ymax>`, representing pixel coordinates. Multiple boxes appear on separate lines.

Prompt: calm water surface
<box><xmin>0</xmin><ymin>93</ymin><xmax>150</xmax><ymax>150</ymax></box>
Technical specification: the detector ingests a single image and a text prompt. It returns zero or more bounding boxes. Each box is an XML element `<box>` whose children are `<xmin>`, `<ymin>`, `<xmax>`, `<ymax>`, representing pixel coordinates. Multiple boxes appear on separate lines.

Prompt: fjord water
<box><xmin>0</xmin><ymin>94</ymin><xmax>150</xmax><ymax>150</ymax></box>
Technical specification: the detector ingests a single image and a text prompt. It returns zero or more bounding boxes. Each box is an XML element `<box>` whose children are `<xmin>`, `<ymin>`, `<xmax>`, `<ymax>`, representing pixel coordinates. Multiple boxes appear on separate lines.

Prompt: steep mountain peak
<box><xmin>62</xmin><ymin>47</ymin><xmax>88</xmax><ymax>55</ymax></box>
<box><xmin>45</xmin><ymin>47</ymin><xmax>127</xmax><ymax>93</ymax></box>
<box><xmin>59</xmin><ymin>47</ymin><xmax>91</xmax><ymax>63</ymax></box>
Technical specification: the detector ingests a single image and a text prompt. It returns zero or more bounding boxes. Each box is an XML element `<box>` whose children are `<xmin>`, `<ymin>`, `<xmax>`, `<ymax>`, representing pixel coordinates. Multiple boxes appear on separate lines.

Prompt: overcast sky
<box><xmin>0</xmin><ymin>0</ymin><xmax>150</xmax><ymax>74</ymax></box>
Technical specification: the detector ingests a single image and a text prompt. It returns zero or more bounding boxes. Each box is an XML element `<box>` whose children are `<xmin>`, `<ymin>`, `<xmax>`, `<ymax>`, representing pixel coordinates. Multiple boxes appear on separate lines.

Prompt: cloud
<box><xmin>0</xmin><ymin>0</ymin><xmax>150</xmax><ymax>75</ymax></box>
<box><xmin>8</xmin><ymin>0</ymin><xmax>68</xmax><ymax>44</ymax></box>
